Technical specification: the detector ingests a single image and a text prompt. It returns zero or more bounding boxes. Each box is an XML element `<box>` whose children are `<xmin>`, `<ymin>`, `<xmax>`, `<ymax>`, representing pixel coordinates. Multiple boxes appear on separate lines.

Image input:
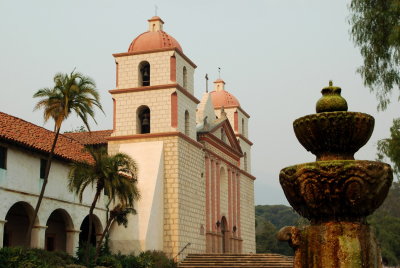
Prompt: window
<box><xmin>137</xmin><ymin>106</ymin><xmax>151</xmax><ymax>134</ymax></box>
<box><xmin>184</xmin><ymin>110</ymin><xmax>189</xmax><ymax>136</ymax></box>
<box><xmin>0</xmin><ymin>146</ymin><xmax>7</xmax><ymax>169</ymax></box>
<box><xmin>242</xmin><ymin>118</ymin><xmax>245</xmax><ymax>136</ymax></box>
<box><xmin>139</xmin><ymin>61</ymin><xmax>150</xmax><ymax>86</ymax></box>
<box><xmin>40</xmin><ymin>159</ymin><xmax>47</xmax><ymax>179</ymax></box>
<box><xmin>183</xmin><ymin>66</ymin><xmax>187</xmax><ymax>88</ymax></box>
<box><xmin>244</xmin><ymin>153</ymin><xmax>248</xmax><ymax>172</ymax></box>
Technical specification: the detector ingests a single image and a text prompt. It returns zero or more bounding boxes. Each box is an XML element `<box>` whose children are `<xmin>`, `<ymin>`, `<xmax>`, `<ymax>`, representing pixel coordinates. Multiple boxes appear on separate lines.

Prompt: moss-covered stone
<box><xmin>316</xmin><ymin>81</ymin><xmax>348</xmax><ymax>113</ymax></box>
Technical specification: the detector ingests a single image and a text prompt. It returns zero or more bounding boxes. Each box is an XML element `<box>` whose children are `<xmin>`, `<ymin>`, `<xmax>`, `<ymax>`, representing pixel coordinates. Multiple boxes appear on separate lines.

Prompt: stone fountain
<box><xmin>277</xmin><ymin>82</ymin><xmax>393</xmax><ymax>268</ymax></box>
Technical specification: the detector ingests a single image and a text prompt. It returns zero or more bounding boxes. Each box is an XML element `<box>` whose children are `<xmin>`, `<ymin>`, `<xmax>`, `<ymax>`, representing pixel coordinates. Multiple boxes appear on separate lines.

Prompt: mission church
<box><xmin>0</xmin><ymin>16</ymin><xmax>255</xmax><ymax>258</ymax></box>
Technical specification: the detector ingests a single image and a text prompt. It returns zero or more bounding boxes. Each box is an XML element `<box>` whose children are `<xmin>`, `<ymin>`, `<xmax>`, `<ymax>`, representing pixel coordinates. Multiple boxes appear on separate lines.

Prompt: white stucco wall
<box><xmin>109</xmin><ymin>141</ymin><xmax>164</xmax><ymax>254</ymax></box>
<box><xmin>0</xmin><ymin>144</ymin><xmax>107</xmax><ymax>254</ymax></box>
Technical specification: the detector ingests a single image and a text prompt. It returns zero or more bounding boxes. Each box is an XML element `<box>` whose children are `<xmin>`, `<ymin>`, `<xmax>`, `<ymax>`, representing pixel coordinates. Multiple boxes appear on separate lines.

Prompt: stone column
<box><xmin>66</xmin><ymin>229</ymin><xmax>81</xmax><ymax>256</ymax></box>
<box><xmin>232</xmin><ymin>172</ymin><xmax>237</xmax><ymax>253</ymax></box>
<box><xmin>31</xmin><ymin>225</ymin><xmax>47</xmax><ymax>249</ymax></box>
<box><xmin>236</xmin><ymin>172</ymin><xmax>242</xmax><ymax>253</ymax></box>
<box><xmin>227</xmin><ymin>169</ymin><xmax>232</xmax><ymax>253</ymax></box>
<box><xmin>210</xmin><ymin>158</ymin><xmax>216</xmax><ymax>252</ymax></box>
<box><xmin>216</xmin><ymin>161</ymin><xmax>221</xmax><ymax>253</ymax></box>
<box><xmin>205</xmin><ymin>156</ymin><xmax>211</xmax><ymax>253</ymax></box>
<box><xmin>0</xmin><ymin>220</ymin><xmax>7</xmax><ymax>248</ymax></box>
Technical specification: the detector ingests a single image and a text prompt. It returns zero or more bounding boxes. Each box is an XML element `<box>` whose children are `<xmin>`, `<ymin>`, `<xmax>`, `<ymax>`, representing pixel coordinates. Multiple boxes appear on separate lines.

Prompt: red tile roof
<box><xmin>64</xmin><ymin>130</ymin><xmax>113</xmax><ymax>145</ymax></box>
<box><xmin>0</xmin><ymin>111</ymin><xmax>93</xmax><ymax>163</ymax></box>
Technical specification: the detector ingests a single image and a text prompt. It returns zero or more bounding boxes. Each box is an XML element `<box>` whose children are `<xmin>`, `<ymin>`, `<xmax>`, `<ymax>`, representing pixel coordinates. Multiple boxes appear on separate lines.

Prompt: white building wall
<box><xmin>240</xmin><ymin>174</ymin><xmax>255</xmax><ymax>253</ymax></box>
<box><xmin>175</xmin><ymin>53</ymin><xmax>195</xmax><ymax>94</ymax></box>
<box><xmin>239</xmin><ymin>140</ymin><xmax>252</xmax><ymax>173</ymax></box>
<box><xmin>0</xmin><ymin>145</ymin><xmax>107</xmax><ymax>254</ymax></box>
<box><xmin>177</xmin><ymin>91</ymin><xmax>197</xmax><ymax>140</ymax></box>
<box><xmin>109</xmin><ymin>141</ymin><xmax>164</xmax><ymax>254</ymax></box>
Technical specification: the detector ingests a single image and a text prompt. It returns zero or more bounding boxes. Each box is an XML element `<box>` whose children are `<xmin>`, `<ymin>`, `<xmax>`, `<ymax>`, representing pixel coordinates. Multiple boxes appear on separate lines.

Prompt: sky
<box><xmin>0</xmin><ymin>0</ymin><xmax>398</xmax><ymax>205</ymax></box>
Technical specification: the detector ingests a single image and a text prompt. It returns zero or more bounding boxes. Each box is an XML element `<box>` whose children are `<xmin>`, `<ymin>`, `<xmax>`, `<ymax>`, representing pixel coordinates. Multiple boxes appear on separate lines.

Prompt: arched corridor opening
<box><xmin>79</xmin><ymin>215</ymin><xmax>102</xmax><ymax>247</ymax></box>
<box><xmin>45</xmin><ymin>209</ymin><xmax>73</xmax><ymax>252</ymax></box>
<box><xmin>4</xmin><ymin>201</ymin><xmax>37</xmax><ymax>247</ymax></box>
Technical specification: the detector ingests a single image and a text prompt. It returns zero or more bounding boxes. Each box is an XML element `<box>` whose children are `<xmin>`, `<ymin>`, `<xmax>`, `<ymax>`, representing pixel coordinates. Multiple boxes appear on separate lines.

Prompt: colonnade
<box><xmin>0</xmin><ymin>201</ymin><xmax>103</xmax><ymax>256</ymax></box>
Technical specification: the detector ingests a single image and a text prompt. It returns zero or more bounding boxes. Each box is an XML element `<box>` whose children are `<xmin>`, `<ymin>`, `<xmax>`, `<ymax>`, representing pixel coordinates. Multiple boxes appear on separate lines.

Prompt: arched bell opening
<box><xmin>137</xmin><ymin>105</ymin><xmax>151</xmax><ymax>134</ymax></box>
<box><xmin>4</xmin><ymin>201</ymin><xmax>38</xmax><ymax>247</ymax></box>
<box><xmin>138</xmin><ymin>61</ymin><xmax>150</xmax><ymax>87</ymax></box>
<box><xmin>45</xmin><ymin>209</ymin><xmax>74</xmax><ymax>253</ymax></box>
<box><xmin>79</xmin><ymin>215</ymin><xmax>103</xmax><ymax>247</ymax></box>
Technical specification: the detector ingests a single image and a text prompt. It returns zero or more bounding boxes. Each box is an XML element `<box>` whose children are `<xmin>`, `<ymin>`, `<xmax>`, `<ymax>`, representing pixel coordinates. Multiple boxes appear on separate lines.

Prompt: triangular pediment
<box><xmin>207</xmin><ymin>117</ymin><xmax>243</xmax><ymax>155</ymax></box>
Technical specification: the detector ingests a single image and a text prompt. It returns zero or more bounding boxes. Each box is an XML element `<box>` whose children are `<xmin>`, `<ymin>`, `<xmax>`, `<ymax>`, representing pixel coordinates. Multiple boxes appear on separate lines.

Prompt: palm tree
<box><xmin>68</xmin><ymin>147</ymin><xmax>140</xmax><ymax>263</ymax></box>
<box><xmin>95</xmin><ymin>204</ymin><xmax>137</xmax><ymax>261</ymax></box>
<box><xmin>27</xmin><ymin>70</ymin><xmax>102</xmax><ymax>244</ymax></box>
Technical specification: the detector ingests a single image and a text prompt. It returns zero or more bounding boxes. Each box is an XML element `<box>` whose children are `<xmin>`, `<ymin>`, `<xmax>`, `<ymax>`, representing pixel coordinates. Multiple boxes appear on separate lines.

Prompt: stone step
<box><xmin>179</xmin><ymin>253</ymin><xmax>293</xmax><ymax>268</ymax></box>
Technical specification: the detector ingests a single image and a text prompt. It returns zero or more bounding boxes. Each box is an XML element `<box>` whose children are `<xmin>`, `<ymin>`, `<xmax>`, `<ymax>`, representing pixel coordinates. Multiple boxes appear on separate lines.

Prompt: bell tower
<box><xmin>107</xmin><ymin>17</ymin><xmax>205</xmax><ymax>258</ymax></box>
<box><xmin>109</xmin><ymin>16</ymin><xmax>199</xmax><ymax>139</ymax></box>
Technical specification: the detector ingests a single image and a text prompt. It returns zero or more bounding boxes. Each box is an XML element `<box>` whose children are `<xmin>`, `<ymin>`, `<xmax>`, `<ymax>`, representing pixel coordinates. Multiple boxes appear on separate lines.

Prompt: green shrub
<box><xmin>97</xmin><ymin>254</ymin><xmax>121</xmax><ymax>268</ymax></box>
<box><xmin>138</xmin><ymin>251</ymin><xmax>176</xmax><ymax>268</ymax></box>
<box><xmin>0</xmin><ymin>247</ymin><xmax>74</xmax><ymax>268</ymax></box>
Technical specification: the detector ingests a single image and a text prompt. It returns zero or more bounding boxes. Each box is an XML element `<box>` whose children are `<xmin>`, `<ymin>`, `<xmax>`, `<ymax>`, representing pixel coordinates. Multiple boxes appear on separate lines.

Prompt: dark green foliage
<box><xmin>368</xmin><ymin>181</ymin><xmax>400</xmax><ymax>266</ymax></box>
<box><xmin>64</xmin><ymin>126</ymin><xmax>87</xmax><ymax>133</ymax></box>
<box><xmin>255</xmin><ymin>205</ymin><xmax>304</xmax><ymax>229</ymax></box>
<box><xmin>0</xmin><ymin>247</ymin><xmax>74</xmax><ymax>268</ymax></box>
<box><xmin>75</xmin><ymin>244</ymin><xmax>96</xmax><ymax>268</ymax></box>
<box><xmin>255</xmin><ymin>205</ymin><xmax>307</xmax><ymax>256</ymax></box>
<box><xmin>0</xmin><ymin>246</ymin><xmax>177</xmax><ymax>268</ymax></box>
<box><xmin>255</xmin><ymin>219</ymin><xmax>294</xmax><ymax>256</ymax></box>
<box><xmin>137</xmin><ymin>250</ymin><xmax>177</xmax><ymax>268</ymax></box>
<box><xmin>349</xmin><ymin>0</ymin><xmax>400</xmax><ymax>110</ymax></box>
<box><xmin>106</xmin><ymin>250</ymin><xmax>176</xmax><ymax>268</ymax></box>
<box><xmin>378</xmin><ymin>118</ymin><xmax>400</xmax><ymax>179</ymax></box>
<box><xmin>97</xmin><ymin>254</ymin><xmax>122</xmax><ymax>268</ymax></box>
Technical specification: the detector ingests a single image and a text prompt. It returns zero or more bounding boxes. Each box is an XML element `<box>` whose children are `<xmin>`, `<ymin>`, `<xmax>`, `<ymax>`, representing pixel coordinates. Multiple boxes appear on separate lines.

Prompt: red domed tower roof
<box><xmin>128</xmin><ymin>16</ymin><xmax>183</xmax><ymax>53</ymax></box>
<box><xmin>210</xmin><ymin>79</ymin><xmax>240</xmax><ymax>108</ymax></box>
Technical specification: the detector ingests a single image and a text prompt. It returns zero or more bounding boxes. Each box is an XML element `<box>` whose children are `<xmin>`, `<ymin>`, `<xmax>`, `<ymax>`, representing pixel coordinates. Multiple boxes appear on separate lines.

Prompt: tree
<box><xmin>94</xmin><ymin>204</ymin><xmax>136</xmax><ymax>261</ymax></box>
<box><xmin>378</xmin><ymin>118</ymin><xmax>400</xmax><ymax>180</ymax></box>
<box><xmin>28</xmin><ymin>70</ymin><xmax>102</xmax><ymax>243</ymax></box>
<box><xmin>68</xmin><ymin>147</ymin><xmax>140</xmax><ymax>264</ymax></box>
<box><xmin>349</xmin><ymin>0</ymin><xmax>400</xmax><ymax>111</ymax></box>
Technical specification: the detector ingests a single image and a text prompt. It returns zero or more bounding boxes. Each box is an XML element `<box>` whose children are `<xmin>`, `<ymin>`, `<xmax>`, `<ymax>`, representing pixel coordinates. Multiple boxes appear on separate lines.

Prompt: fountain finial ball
<box><xmin>316</xmin><ymin>81</ymin><xmax>348</xmax><ymax>113</ymax></box>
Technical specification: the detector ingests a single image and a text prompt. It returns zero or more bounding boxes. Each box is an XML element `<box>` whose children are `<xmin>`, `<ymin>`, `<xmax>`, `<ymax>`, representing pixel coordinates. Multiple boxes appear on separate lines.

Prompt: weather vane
<box><xmin>205</xmin><ymin>73</ymin><xmax>209</xmax><ymax>93</ymax></box>
<box><xmin>218</xmin><ymin>67</ymin><xmax>221</xmax><ymax>79</ymax></box>
<box><xmin>155</xmin><ymin>5</ymin><xmax>158</xmax><ymax>16</ymax></box>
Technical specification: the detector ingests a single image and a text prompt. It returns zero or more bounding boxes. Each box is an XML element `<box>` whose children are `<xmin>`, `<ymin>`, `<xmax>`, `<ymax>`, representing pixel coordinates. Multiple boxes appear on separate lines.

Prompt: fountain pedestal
<box><xmin>278</xmin><ymin>82</ymin><xmax>393</xmax><ymax>268</ymax></box>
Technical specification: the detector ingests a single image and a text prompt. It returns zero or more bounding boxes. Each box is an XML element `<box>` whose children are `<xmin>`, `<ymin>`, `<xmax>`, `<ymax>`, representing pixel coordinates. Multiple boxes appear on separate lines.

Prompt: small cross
<box><xmin>205</xmin><ymin>73</ymin><xmax>209</xmax><ymax>93</ymax></box>
<box><xmin>218</xmin><ymin>67</ymin><xmax>221</xmax><ymax>79</ymax></box>
<box><xmin>155</xmin><ymin>5</ymin><xmax>158</xmax><ymax>16</ymax></box>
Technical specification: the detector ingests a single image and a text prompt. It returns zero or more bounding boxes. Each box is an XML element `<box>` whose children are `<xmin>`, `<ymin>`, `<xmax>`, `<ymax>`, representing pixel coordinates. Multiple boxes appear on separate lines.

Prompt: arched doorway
<box><xmin>220</xmin><ymin>216</ymin><xmax>229</xmax><ymax>253</ymax></box>
<box><xmin>4</xmin><ymin>201</ymin><xmax>37</xmax><ymax>247</ymax></box>
<box><xmin>45</xmin><ymin>209</ymin><xmax>73</xmax><ymax>252</ymax></box>
<box><xmin>79</xmin><ymin>215</ymin><xmax>102</xmax><ymax>247</ymax></box>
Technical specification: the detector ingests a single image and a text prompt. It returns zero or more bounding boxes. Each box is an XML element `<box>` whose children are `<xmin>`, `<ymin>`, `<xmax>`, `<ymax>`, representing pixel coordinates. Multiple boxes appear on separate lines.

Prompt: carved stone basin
<box><xmin>293</xmin><ymin>112</ymin><xmax>374</xmax><ymax>161</ymax></box>
<box><xmin>279</xmin><ymin>160</ymin><xmax>392</xmax><ymax>222</ymax></box>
